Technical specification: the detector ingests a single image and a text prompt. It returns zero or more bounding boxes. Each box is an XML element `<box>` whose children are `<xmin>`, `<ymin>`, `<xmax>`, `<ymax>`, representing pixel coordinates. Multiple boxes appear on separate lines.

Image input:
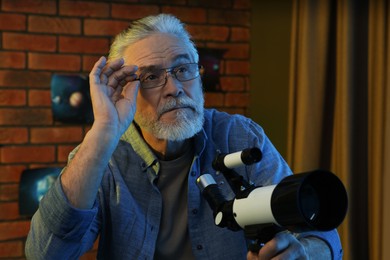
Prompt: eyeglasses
<box><xmin>137</xmin><ymin>63</ymin><xmax>204</xmax><ymax>89</ymax></box>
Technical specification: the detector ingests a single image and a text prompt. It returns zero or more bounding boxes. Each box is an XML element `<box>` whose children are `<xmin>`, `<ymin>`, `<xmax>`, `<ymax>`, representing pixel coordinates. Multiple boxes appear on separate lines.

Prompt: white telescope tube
<box><xmin>223</xmin><ymin>151</ymin><xmax>245</xmax><ymax>169</ymax></box>
<box><xmin>212</xmin><ymin>148</ymin><xmax>262</xmax><ymax>172</ymax></box>
<box><xmin>233</xmin><ymin>185</ymin><xmax>279</xmax><ymax>228</ymax></box>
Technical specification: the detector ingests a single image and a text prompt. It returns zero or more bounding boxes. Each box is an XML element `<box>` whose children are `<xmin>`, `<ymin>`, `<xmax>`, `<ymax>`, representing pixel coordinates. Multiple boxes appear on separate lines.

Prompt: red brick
<box><xmin>0</xmin><ymin>51</ymin><xmax>26</xmax><ymax>69</ymax></box>
<box><xmin>0</xmin><ymin>108</ymin><xmax>52</xmax><ymax>126</ymax></box>
<box><xmin>204</xmin><ymin>92</ymin><xmax>224</xmax><ymax>107</ymax></box>
<box><xmin>225</xmin><ymin>60</ymin><xmax>250</xmax><ymax>75</ymax></box>
<box><xmin>2</xmin><ymin>32</ymin><xmax>57</xmax><ymax>52</ymax></box>
<box><xmin>29</xmin><ymin>90</ymin><xmax>52</xmax><ymax>107</ymax></box>
<box><xmin>161</xmin><ymin>6</ymin><xmax>206</xmax><ymax>23</ymax></box>
<box><xmin>0</xmin><ymin>90</ymin><xmax>26</xmax><ymax>106</ymax></box>
<box><xmin>187</xmin><ymin>0</ymin><xmax>231</xmax><ymax>8</ymax></box>
<box><xmin>0</xmin><ymin>145</ymin><xmax>55</xmax><ymax>163</ymax></box>
<box><xmin>0</xmin><ymin>241</ymin><xmax>24</xmax><ymax>257</ymax></box>
<box><xmin>84</xmin><ymin>19</ymin><xmax>130</xmax><ymax>36</ymax></box>
<box><xmin>195</xmin><ymin>42</ymin><xmax>207</xmax><ymax>49</ymax></box>
<box><xmin>29</xmin><ymin>164</ymin><xmax>64</xmax><ymax>170</ymax></box>
<box><xmin>208</xmin><ymin>10</ymin><xmax>250</xmax><ymax>26</ymax></box>
<box><xmin>225</xmin><ymin>92</ymin><xmax>249</xmax><ymax>107</ymax></box>
<box><xmin>111</xmin><ymin>4</ymin><xmax>159</xmax><ymax>20</ymax></box>
<box><xmin>231</xmin><ymin>27</ymin><xmax>250</xmax><ymax>42</ymax></box>
<box><xmin>82</xmin><ymin>55</ymin><xmax>101</xmax><ymax>72</ymax></box>
<box><xmin>0</xmin><ymin>13</ymin><xmax>26</xmax><ymax>31</ymax></box>
<box><xmin>187</xmin><ymin>25</ymin><xmax>229</xmax><ymax>42</ymax></box>
<box><xmin>0</xmin><ymin>202</ymin><xmax>20</xmax><ymax>220</ymax></box>
<box><xmin>58</xmin><ymin>145</ymin><xmax>77</xmax><ymax>162</ymax></box>
<box><xmin>219</xmin><ymin>76</ymin><xmax>245</xmax><ymax>92</ymax></box>
<box><xmin>59</xmin><ymin>1</ymin><xmax>110</xmax><ymax>17</ymax></box>
<box><xmin>0</xmin><ymin>70</ymin><xmax>51</xmax><ymax>88</ymax></box>
<box><xmin>234</xmin><ymin>0</ymin><xmax>251</xmax><ymax>9</ymax></box>
<box><xmin>31</xmin><ymin>127</ymin><xmax>83</xmax><ymax>144</ymax></box>
<box><xmin>0</xmin><ymin>165</ymin><xmax>25</xmax><ymax>183</ymax></box>
<box><xmin>219</xmin><ymin>60</ymin><xmax>226</xmax><ymax>74</ymax></box>
<box><xmin>244</xmin><ymin>77</ymin><xmax>250</xmax><ymax>91</ymax></box>
<box><xmin>0</xmin><ymin>221</ymin><xmax>31</xmax><ymax>240</ymax></box>
<box><xmin>0</xmin><ymin>128</ymin><xmax>28</xmax><ymax>144</ymax></box>
<box><xmin>59</xmin><ymin>36</ymin><xmax>109</xmax><ymax>54</ymax></box>
<box><xmin>206</xmin><ymin>43</ymin><xmax>249</xmax><ymax>59</ymax></box>
<box><xmin>2</xmin><ymin>0</ymin><xmax>56</xmax><ymax>14</ymax></box>
<box><xmin>109</xmin><ymin>0</ymin><xmax>137</xmax><ymax>2</ymax></box>
<box><xmin>0</xmin><ymin>183</ymin><xmax>18</xmax><ymax>201</ymax></box>
<box><xmin>160</xmin><ymin>0</ymin><xmax>186</xmax><ymax>4</ymax></box>
<box><xmin>28</xmin><ymin>15</ymin><xmax>81</xmax><ymax>34</ymax></box>
<box><xmin>28</xmin><ymin>53</ymin><xmax>81</xmax><ymax>71</ymax></box>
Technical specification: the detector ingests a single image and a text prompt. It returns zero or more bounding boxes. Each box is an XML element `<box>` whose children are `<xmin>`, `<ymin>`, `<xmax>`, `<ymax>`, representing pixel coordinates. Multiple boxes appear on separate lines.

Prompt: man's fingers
<box><xmin>107</xmin><ymin>67</ymin><xmax>138</xmax><ymax>89</ymax></box>
<box><xmin>100</xmin><ymin>58</ymin><xmax>125</xmax><ymax>79</ymax></box>
<box><xmin>89</xmin><ymin>57</ymin><xmax>139</xmax><ymax>108</ymax></box>
<box><xmin>121</xmin><ymin>80</ymin><xmax>139</xmax><ymax>103</ymax></box>
<box><xmin>115</xmin><ymin>81</ymin><xmax>140</xmax><ymax>125</ymax></box>
<box><xmin>89</xmin><ymin>56</ymin><xmax>107</xmax><ymax>85</ymax></box>
<box><xmin>257</xmin><ymin>232</ymin><xmax>303</xmax><ymax>259</ymax></box>
<box><xmin>118</xmin><ymin>75</ymin><xmax>138</xmax><ymax>88</ymax></box>
<box><xmin>89</xmin><ymin>57</ymin><xmax>138</xmax><ymax>98</ymax></box>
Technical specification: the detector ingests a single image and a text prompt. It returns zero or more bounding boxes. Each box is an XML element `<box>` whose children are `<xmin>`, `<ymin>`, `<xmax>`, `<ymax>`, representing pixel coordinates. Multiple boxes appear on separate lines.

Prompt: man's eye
<box><xmin>141</xmin><ymin>74</ymin><xmax>159</xmax><ymax>82</ymax></box>
<box><xmin>176</xmin><ymin>66</ymin><xmax>189</xmax><ymax>74</ymax></box>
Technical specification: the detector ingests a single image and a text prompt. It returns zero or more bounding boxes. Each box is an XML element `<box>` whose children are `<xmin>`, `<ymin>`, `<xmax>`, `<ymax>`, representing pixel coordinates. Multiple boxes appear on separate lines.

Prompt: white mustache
<box><xmin>157</xmin><ymin>97</ymin><xmax>198</xmax><ymax>117</ymax></box>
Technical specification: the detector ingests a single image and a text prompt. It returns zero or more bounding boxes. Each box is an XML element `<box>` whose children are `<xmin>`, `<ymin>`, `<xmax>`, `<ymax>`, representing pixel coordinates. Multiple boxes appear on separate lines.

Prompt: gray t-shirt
<box><xmin>154</xmin><ymin>145</ymin><xmax>195</xmax><ymax>260</ymax></box>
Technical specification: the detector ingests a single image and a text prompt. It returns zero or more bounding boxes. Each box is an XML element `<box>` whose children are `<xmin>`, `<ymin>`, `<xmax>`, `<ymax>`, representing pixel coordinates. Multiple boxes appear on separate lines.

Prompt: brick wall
<box><xmin>0</xmin><ymin>0</ymin><xmax>251</xmax><ymax>258</ymax></box>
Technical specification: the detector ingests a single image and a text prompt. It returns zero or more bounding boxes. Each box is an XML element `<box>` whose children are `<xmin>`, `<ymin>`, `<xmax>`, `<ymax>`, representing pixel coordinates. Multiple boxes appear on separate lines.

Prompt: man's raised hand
<box><xmin>89</xmin><ymin>56</ymin><xmax>139</xmax><ymax>137</ymax></box>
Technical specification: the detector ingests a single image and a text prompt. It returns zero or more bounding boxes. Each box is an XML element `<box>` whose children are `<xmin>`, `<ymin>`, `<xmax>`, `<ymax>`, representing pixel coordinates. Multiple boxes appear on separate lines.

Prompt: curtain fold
<box><xmin>286</xmin><ymin>0</ymin><xmax>390</xmax><ymax>259</ymax></box>
<box><xmin>288</xmin><ymin>0</ymin><xmax>335</xmax><ymax>172</ymax></box>
<box><xmin>368</xmin><ymin>1</ymin><xmax>390</xmax><ymax>259</ymax></box>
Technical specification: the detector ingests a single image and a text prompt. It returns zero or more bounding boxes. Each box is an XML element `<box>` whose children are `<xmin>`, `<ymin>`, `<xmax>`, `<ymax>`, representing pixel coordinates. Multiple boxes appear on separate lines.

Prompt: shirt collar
<box><xmin>120</xmin><ymin>122</ymin><xmax>208</xmax><ymax>168</ymax></box>
<box><xmin>120</xmin><ymin>123</ymin><xmax>158</xmax><ymax>171</ymax></box>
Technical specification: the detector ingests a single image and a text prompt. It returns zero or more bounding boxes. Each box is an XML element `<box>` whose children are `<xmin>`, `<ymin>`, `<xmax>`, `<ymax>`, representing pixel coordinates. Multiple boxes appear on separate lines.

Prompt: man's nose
<box><xmin>163</xmin><ymin>71</ymin><xmax>183</xmax><ymax>97</ymax></box>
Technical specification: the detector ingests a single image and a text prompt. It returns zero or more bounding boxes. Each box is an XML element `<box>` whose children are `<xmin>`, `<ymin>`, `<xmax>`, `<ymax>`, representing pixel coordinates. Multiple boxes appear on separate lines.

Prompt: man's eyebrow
<box><xmin>173</xmin><ymin>54</ymin><xmax>191</xmax><ymax>63</ymax></box>
<box><xmin>138</xmin><ymin>65</ymin><xmax>160</xmax><ymax>74</ymax></box>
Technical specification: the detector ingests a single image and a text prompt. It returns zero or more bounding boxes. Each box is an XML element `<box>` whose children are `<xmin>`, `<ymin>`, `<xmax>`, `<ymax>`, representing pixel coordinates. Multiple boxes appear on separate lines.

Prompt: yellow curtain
<box><xmin>288</xmin><ymin>0</ymin><xmax>390</xmax><ymax>259</ymax></box>
<box><xmin>368</xmin><ymin>1</ymin><xmax>390</xmax><ymax>259</ymax></box>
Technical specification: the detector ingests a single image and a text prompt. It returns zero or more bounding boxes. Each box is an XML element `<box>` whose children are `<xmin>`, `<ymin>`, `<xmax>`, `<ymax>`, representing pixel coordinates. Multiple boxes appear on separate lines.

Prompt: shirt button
<box><xmin>192</xmin><ymin>209</ymin><xmax>198</xmax><ymax>215</ymax></box>
<box><xmin>197</xmin><ymin>245</ymin><xmax>203</xmax><ymax>250</ymax></box>
<box><xmin>141</xmin><ymin>162</ymin><xmax>147</xmax><ymax>172</ymax></box>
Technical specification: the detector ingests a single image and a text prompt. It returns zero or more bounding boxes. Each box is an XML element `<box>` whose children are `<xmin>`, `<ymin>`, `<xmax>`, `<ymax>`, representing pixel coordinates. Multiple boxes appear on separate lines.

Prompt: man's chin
<box><xmin>155</xmin><ymin>117</ymin><xmax>203</xmax><ymax>141</ymax></box>
<box><xmin>135</xmin><ymin>107</ymin><xmax>204</xmax><ymax>141</ymax></box>
<box><xmin>158</xmin><ymin>107</ymin><xmax>194</xmax><ymax>122</ymax></box>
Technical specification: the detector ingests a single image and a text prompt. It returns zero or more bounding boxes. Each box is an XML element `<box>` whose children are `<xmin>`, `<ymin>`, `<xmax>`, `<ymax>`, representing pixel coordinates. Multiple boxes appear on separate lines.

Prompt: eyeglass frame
<box><xmin>135</xmin><ymin>63</ymin><xmax>204</xmax><ymax>90</ymax></box>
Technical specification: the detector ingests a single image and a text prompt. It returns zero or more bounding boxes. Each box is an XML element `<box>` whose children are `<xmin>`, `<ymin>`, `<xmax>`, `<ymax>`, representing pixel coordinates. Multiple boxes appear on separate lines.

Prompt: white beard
<box><xmin>134</xmin><ymin>95</ymin><xmax>204</xmax><ymax>141</ymax></box>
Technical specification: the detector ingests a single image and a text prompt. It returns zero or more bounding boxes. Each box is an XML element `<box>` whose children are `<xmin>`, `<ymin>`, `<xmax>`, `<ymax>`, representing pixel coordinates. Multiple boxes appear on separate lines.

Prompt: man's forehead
<box><xmin>123</xmin><ymin>33</ymin><xmax>195</xmax><ymax>67</ymax></box>
<box><xmin>138</xmin><ymin>54</ymin><xmax>192</xmax><ymax>72</ymax></box>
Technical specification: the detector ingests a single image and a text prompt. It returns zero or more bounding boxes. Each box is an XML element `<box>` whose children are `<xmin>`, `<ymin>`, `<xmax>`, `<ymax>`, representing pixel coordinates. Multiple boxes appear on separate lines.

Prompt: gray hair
<box><xmin>108</xmin><ymin>14</ymin><xmax>199</xmax><ymax>63</ymax></box>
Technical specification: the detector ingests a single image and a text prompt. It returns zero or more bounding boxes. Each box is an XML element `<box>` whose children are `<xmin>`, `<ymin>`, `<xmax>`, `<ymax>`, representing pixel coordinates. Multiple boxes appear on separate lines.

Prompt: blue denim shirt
<box><xmin>26</xmin><ymin>109</ymin><xmax>343</xmax><ymax>259</ymax></box>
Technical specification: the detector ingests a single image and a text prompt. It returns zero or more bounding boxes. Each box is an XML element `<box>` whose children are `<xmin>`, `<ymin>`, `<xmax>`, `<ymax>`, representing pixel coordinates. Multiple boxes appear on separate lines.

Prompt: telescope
<box><xmin>197</xmin><ymin>148</ymin><xmax>348</xmax><ymax>251</ymax></box>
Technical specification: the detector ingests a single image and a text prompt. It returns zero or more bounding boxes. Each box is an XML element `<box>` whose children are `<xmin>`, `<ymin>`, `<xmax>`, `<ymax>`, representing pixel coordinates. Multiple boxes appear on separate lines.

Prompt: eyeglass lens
<box><xmin>140</xmin><ymin>63</ymin><xmax>201</xmax><ymax>89</ymax></box>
